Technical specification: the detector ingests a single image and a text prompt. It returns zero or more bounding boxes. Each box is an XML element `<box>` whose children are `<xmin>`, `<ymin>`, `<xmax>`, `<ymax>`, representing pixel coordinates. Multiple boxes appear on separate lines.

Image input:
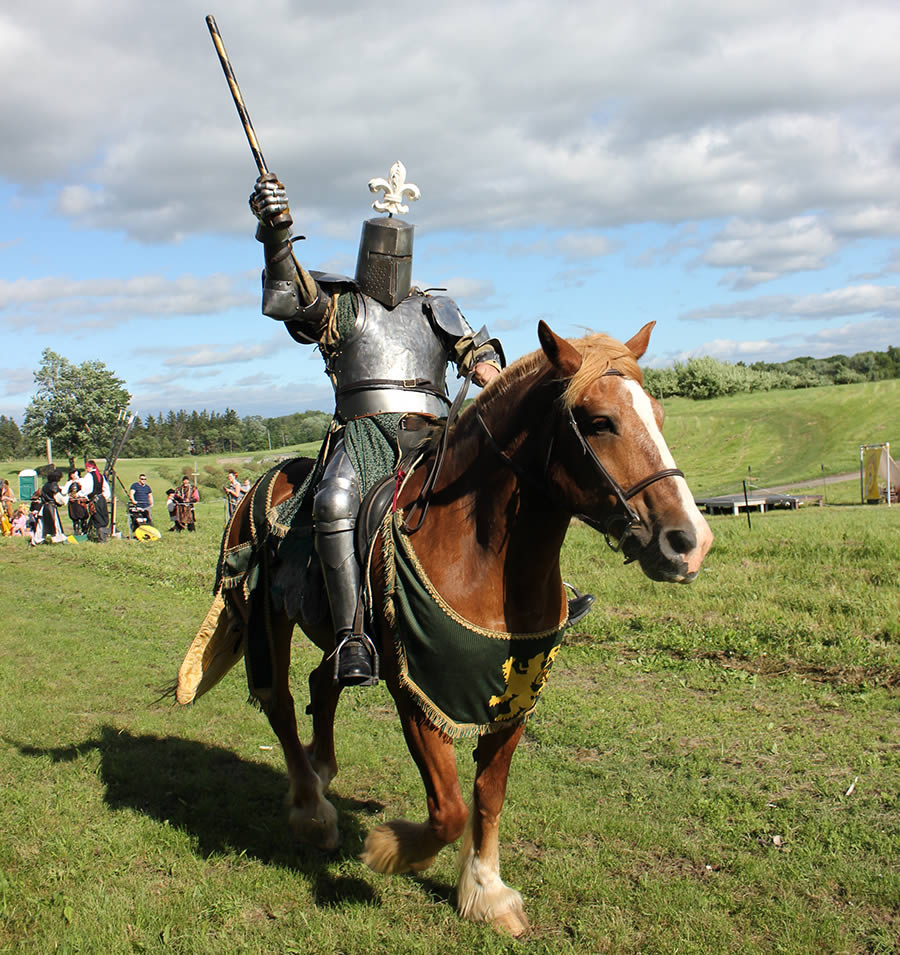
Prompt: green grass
<box><xmin>1</xmin><ymin>500</ymin><xmax>897</xmax><ymax>953</ymax></box>
<box><xmin>658</xmin><ymin>378</ymin><xmax>899</xmax><ymax>495</ymax></box>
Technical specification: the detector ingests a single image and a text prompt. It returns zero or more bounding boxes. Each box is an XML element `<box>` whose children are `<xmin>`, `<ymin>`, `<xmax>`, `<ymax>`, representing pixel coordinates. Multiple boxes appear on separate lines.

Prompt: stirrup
<box><xmin>564</xmin><ymin>582</ymin><xmax>595</xmax><ymax>627</ymax></box>
<box><xmin>333</xmin><ymin>630</ymin><xmax>379</xmax><ymax>687</ymax></box>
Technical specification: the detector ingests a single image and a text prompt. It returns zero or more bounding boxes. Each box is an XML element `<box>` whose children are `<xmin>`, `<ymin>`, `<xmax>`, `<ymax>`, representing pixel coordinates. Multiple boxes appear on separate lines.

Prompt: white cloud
<box><xmin>4</xmin><ymin>2</ymin><xmax>900</xmax><ymax>241</ymax></box>
<box><xmin>3</xmin><ymin>366</ymin><xmax>34</xmax><ymax>397</ymax></box>
<box><xmin>681</xmin><ymin>284</ymin><xmax>900</xmax><ymax>321</ymax></box>
<box><xmin>131</xmin><ymin>377</ymin><xmax>335</xmax><ymax>418</ymax></box>
<box><xmin>829</xmin><ymin>205</ymin><xmax>900</xmax><ymax>238</ymax></box>
<box><xmin>161</xmin><ymin>339</ymin><xmax>283</xmax><ymax>368</ymax></box>
<box><xmin>430</xmin><ymin>277</ymin><xmax>496</xmax><ymax>304</ymax></box>
<box><xmin>700</xmin><ymin>216</ymin><xmax>841</xmax><ymax>288</ymax></box>
<box><xmin>636</xmin><ymin>224</ymin><xmax>702</xmax><ymax>267</ymax></box>
<box><xmin>652</xmin><ymin>316</ymin><xmax>899</xmax><ymax>366</ymax></box>
<box><xmin>0</xmin><ymin>273</ymin><xmax>255</xmax><ymax>331</ymax></box>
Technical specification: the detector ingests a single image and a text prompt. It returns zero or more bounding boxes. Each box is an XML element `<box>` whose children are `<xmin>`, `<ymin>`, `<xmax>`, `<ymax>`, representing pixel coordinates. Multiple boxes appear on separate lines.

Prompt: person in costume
<box><xmin>0</xmin><ymin>479</ymin><xmax>14</xmax><ymax>521</ymax></box>
<box><xmin>64</xmin><ymin>468</ymin><xmax>90</xmax><ymax>536</ymax></box>
<box><xmin>30</xmin><ymin>469</ymin><xmax>68</xmax><ymax>546</ymax></box>
<box><xmin>173</xmin><ymin>476</ymin><xmax>199</xmax><ymax>531</ymax></box>
<box><xmin>80</xmin><ymin>460</ymin><xmax>111</xmax><ymax>542</ymax></box>
<box><xmin>249</xmin><ymin>161</ymin><xmax>504</xmax><ymax>687</ymax></box>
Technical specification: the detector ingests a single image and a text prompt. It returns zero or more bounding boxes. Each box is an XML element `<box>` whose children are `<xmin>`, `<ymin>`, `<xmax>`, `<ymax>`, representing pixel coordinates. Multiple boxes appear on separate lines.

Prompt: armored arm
<box><xmin>426</xmin><ymin>296</ymin><xmax>505</xmax><ymax>378</ymax></box>
<box><xmin>250</xmin><ymin>175</ymin><xmax>330</xmax><ymax>335</ymax></box>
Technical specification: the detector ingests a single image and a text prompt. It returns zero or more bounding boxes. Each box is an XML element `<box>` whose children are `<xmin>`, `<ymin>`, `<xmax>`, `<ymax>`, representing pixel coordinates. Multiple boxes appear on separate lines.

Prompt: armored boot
<box><xmin>313</xmin><ymin>441</ymin><xmax>378</xmax><ymax>687</ymax></box>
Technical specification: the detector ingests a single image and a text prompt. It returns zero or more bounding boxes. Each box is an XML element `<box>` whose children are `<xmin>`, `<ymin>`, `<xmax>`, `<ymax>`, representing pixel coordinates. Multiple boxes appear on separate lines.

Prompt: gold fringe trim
<box><xmin>392</xmin><ymin>510</ymin><xmax>568</xmax><ymax>639</ymax></box>
<box><xmin>396</xmin><ymin>662</ymin><xmax>535</xmax><ymax>740</ymax></box>
<box><xmin>381</xmin><ymin>509</ymin><xmax>559</xmax><ymax>738</ymax></box>
<box><xmin>176</xmin><ymin>593</ymin><xmax>245</xmax><ymax>705</ymax></box>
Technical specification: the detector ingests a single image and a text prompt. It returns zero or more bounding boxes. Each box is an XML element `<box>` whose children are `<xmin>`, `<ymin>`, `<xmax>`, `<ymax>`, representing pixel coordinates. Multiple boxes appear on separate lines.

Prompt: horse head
<box><xmin>537</xmin><ymin>320</ymin><xmax>713</xmax><ymax>583</ymax></box>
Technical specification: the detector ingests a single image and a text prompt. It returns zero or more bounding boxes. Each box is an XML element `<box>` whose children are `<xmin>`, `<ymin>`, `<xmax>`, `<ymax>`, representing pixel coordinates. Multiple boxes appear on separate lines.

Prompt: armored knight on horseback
<box><xmin>249</xmin><ymin>162</ymin><xmax>504</xmax><ymax>687</ymax></box>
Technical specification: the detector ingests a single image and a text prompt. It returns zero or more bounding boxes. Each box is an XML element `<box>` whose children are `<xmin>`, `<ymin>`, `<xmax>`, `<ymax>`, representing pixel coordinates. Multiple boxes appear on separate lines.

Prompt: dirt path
<box><xmin>765</xmin><ymin>471</ymin><xmax>857</xmax><ymax>492</ymax></box>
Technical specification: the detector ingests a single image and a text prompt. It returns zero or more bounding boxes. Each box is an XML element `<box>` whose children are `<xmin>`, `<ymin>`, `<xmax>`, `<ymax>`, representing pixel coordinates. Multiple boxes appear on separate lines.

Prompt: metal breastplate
<box><xmin>330</xmin><ymin>295</ymin><xmax>452</xmax><ymax>421</ymax></box>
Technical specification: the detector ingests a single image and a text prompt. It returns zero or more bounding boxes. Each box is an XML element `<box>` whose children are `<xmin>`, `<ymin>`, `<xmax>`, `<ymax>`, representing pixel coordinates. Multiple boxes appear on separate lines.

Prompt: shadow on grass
<box><xmin>10</xmin><ymin>725</ymin><xmax>392</xmax><ymax>910</ymax></box>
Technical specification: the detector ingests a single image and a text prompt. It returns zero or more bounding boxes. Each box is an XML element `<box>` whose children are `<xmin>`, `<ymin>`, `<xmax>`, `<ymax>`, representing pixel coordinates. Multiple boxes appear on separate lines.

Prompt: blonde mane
<box><xmin>467</xmin><ymin>331</ymin><xmax>643</xmax><ymax>420</ymax></box>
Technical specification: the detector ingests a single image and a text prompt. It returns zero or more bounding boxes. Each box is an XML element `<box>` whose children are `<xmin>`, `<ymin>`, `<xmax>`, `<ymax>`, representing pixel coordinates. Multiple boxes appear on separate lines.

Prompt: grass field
<box><xmin>658</xmin><ymin>378</ymin><xmax>899</xmax><ymax>496</ymax></box>
<box><xmin>1</xmin><ymin>488</ymin><xmax>897</xmax><ymax>953</ymax></box>
<box><xmin>1</xmin><ymin>381</ymin><xmax>898</xmax><ymax>952</ymax></box>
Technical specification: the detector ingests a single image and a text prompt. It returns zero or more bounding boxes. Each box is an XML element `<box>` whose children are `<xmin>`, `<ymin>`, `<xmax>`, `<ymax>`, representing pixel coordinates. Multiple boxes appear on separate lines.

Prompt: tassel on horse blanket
<box><xmin>176</xmin><ymin>594</ymin><xmax>246</xmax><ymax>704</ymax></box>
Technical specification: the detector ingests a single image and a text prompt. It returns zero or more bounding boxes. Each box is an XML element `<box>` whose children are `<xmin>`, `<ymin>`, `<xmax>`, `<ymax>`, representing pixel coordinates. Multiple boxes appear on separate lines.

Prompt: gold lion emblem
<box><xmin>489</xmin><ymin>646</ymin><xmax>560</xmax><ymax>721</ymax></box>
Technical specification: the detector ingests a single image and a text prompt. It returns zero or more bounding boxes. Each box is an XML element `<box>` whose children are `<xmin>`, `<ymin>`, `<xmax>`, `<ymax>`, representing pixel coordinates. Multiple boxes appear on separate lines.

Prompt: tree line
<box><xmin>1</xmin><ymin>406</ymin><xmax>332</xmax><ymax>462</ymax></box>
<box><xmin>3</xmin><ymin>343</ymin><xmax>897</xmax><ymax>461</ymax></box>
<box><xmin>4</xmin><ymin>349</ymin><xmax>331</xmax><ymax>463</ymax></box>
<box><xmin>643</xmin><ymin>345</ymin><xmax>900</xmax><ymax>400</ymax></box>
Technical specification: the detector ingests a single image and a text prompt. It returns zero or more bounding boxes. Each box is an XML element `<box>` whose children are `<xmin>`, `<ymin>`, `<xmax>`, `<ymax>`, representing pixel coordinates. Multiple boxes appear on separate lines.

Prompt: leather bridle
<box><xmin>475</xmin><ymin>369</ymin><xmax>684</xmax><ymax>554</ymax></box>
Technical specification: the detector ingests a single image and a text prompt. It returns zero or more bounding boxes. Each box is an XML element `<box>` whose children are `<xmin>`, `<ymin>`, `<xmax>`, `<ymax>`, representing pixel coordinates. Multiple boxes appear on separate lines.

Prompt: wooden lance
<box><xmin>205</xmin><ymin>14</ymin><xmax>292</xmax><ymax>229</ymax></box>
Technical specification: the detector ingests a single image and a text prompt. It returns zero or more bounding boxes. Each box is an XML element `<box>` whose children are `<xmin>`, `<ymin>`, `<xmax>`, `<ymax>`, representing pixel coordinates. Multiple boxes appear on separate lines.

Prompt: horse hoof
<box><xmin>288</xmin><ymin>801</ymin><xmax>340</xmax><ymax>851</ymax></box>
<box><xmin>492</xmin><ymin>906</ymin><xmax>530</xmax><ymax>938</ymax></box>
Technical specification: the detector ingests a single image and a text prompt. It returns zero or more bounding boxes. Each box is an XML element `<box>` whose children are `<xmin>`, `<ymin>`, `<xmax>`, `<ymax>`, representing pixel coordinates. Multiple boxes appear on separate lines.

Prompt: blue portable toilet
<box><xmin>18</xmin><ymin>469</ymin><xmax>38</xmax><ymax>501</ymax></box>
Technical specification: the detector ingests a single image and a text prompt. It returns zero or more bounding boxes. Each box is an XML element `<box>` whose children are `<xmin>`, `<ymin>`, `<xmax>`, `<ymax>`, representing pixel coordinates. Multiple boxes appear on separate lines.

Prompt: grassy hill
<box><xmin>658</xmin><ymin>378</ymin><xmax>899</xmax><ymax>496</ymax></box>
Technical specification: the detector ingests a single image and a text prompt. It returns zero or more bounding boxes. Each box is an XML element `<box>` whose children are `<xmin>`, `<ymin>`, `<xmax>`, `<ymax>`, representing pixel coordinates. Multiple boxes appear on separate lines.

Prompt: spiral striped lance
<box><xmin>205</xmin><ymin>14</ymin><xmax>292</xmax><ymax>228</ymax></box>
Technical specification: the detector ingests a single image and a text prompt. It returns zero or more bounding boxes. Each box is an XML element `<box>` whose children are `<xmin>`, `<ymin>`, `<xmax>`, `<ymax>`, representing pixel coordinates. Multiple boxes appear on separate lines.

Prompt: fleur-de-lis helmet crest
<box><xmin>355</xmin><ymin>161</ymin><xmax>420</xmax><ymax>308</ymax></box>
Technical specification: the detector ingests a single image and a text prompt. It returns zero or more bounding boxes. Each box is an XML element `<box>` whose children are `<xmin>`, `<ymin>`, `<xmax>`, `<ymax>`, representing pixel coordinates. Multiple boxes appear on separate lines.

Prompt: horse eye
<box><xmin>588</xmin><ymin>415</ymin><xmax>615</xmax><ymax>434</ymax></box>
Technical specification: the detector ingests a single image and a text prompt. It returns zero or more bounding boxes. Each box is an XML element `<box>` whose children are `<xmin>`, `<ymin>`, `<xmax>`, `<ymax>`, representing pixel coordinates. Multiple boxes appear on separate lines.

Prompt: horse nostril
<box><xmin>665</xmin><ymin>527</ymin><xmax>696</xmax><ymax>556</ymax></box>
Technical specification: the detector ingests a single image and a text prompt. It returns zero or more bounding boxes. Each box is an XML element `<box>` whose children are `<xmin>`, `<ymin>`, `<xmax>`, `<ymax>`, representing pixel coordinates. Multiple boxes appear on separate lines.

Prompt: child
<box><xmin>11</xmin><ymin>506</ymin><xmax>28</xmax><ymax>537</ymax></box>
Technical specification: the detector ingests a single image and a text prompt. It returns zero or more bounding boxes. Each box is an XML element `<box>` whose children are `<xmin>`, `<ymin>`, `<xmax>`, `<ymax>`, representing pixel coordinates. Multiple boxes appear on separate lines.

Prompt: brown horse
<box><xmin>175</xmin><ymin>320</ymin><xmax>713</xmax><ymax>936</ymax></box>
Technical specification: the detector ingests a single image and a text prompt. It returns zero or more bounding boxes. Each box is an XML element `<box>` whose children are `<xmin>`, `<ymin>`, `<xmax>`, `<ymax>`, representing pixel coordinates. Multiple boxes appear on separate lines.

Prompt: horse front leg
<box><xmin>361</xmin><ymin>692</ymin><xmax>468</xmax><ymax>875</ymax></box>
<box><xmin>457</xmin><ymin>723</ymin><xmax>529</xmax><ymax>937</ymax></box>
<box><xmin>263</xmin><ymin>613</ymin><xmax>339</xmax><ymax>850</ymax></box>
<box><xmin>303</xmin><ymin>651</ymin><xmax>341</xmax><ymax>790</ymax></box>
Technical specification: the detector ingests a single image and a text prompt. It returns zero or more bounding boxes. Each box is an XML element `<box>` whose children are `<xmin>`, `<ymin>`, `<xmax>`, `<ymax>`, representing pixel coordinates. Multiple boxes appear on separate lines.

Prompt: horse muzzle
<box><xmin>621</xmin><ymin>519</ymin><xmax>713</xmax><ymax>583</ymax></box>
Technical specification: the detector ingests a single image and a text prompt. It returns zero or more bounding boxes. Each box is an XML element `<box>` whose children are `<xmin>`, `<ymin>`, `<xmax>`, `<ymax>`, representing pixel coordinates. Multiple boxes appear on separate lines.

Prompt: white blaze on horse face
<box><xmin>622</xmin><ymin>379</ymin><xmax>713</xmax><ymax>572</ymax></box>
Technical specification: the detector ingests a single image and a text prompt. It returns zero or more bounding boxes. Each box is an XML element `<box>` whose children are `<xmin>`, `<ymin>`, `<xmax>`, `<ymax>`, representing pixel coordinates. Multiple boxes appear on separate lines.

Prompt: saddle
<box><xmin>354</xmin><ymin>414</ymin><xmax>442</xmax><ymax>565</ymax></box>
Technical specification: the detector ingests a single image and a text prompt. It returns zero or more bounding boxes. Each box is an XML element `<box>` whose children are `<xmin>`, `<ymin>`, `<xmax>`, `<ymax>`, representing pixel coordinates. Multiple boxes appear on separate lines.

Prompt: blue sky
<box><xmin>2</xmin><ymin>0</ymin><xmax>899</xmax><ymax>423</ymax></box>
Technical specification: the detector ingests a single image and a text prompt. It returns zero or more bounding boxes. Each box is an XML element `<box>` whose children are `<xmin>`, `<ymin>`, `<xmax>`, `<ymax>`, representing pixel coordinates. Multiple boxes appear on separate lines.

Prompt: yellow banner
<box><xmin>862</xmin><ymin>448</ymin><xmax>884</xmax><ymax>501</ymax></box>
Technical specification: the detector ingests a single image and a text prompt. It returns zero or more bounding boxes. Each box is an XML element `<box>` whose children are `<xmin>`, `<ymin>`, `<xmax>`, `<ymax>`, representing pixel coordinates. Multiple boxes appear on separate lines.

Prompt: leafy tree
<box><xmin>0</xmin><ymin>415</ymin><xmax>22</xmax><ymax>459</ymax></box>
<box><xmin>22</xmin><ymin>350</ymin><xmax>131</xmax><ymax>463</ymax></box>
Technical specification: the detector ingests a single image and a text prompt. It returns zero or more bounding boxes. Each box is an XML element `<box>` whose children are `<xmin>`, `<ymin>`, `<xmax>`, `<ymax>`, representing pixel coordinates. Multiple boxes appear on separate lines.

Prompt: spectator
<box><xmin>81</xmin><ymin>459</ymin><xmax>111</xmax><ymax>542</ymax></box>
<box><xmin>1</xmin><ymin>479</ymin><xmax>14</xmax><ymax>520</ymax></box>
<box><xmin>129</xmin><ymin>472</ymin><xmax>154</xmax><ymax>525</ymax></box>
<box><xmin>64</xmin><ymin>468</ymin><xmax>90</xmax><ymax>536</ymax></box>
<box><xmin>173</xmin><ymin>476</ymin><xmax>199</xmax><ymax>532</ymax></box>
<box><xmin>30</xmin><ymin>469</ymin><xmax>68</xmax><ymax>546</ymax></box>
<box><xmin>11</xmin><ymin>505</ymin><xmax>28</xmax><ymax>537</ymax></box>
<box><xmin>225</xmin><ymin>470</ymin><xmax>241</xmax><ymax>518</ymax></box>
<box><xmin>165</xmin><ymin>488</ymin><xmax>178</xmax><ymax>530</ymax></box>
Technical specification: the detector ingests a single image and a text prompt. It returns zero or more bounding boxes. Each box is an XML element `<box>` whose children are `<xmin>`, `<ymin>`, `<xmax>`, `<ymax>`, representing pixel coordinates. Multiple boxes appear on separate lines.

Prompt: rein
<box><xmin>400</xmin><ymin>365</ymin><xmax>477</xmax><ymax>535</ymax></box>
<box><xmin>475</xmin><ymin>369</ymin><xmax>684</xmax><ymax>554</ymax></box>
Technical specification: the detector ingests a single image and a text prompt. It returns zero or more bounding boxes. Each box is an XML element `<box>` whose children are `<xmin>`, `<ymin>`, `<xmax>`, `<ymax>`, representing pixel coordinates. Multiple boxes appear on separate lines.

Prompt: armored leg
<box><xmin>313</xmin><ymin>439</ymin><xmax>378</xmax><ymax>686</ymax></box>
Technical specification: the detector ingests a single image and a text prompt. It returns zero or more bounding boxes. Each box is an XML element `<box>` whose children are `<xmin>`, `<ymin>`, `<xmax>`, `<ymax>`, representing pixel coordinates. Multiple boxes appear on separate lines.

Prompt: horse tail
<box><xmin>175</xmin><ymin>592</ymin><xmax>246</xmax><ymax>704</ymax></box>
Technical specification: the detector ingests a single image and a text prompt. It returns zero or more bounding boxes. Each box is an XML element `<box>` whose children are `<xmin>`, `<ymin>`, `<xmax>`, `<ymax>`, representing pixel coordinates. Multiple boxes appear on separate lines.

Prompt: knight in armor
<box><xmin>249</xmin><ymin>161</ymin><xmax>504</xmax><ymax>688</ymax></box>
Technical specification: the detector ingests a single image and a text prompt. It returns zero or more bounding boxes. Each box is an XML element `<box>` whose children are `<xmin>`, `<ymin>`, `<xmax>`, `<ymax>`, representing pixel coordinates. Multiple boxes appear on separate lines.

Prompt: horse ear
<box><xmin>538</xmin><ymin>320</ymin><xmax>583</xmax><ymax>376</ymax></box>
<box><xmin>624</xmin><ymin>321</ymin><xmax>656</xmax><ymax>360</ymax></box>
